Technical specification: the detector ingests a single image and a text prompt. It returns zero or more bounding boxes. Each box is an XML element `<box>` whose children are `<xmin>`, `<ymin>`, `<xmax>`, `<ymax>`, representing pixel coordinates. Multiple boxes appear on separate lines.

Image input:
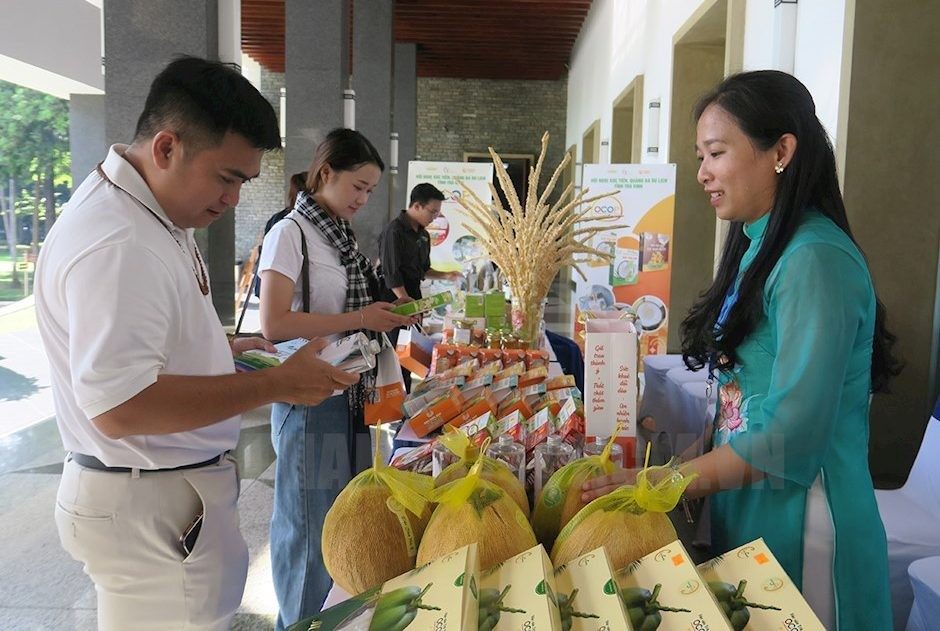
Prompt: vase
<box><xmin>509</xmin><ymin>295</ymin><xmax>546</xmax><ymax>349</ymax></box>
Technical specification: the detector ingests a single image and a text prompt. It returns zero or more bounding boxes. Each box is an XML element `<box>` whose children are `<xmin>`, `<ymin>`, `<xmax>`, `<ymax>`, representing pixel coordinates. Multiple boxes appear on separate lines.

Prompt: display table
<box><xmin>907</xmin><ymin>556</ymin><xmax>940</xmax><ymax>631</ymax></box>
<box><xmin>637</xmin><ymin>354</ymin><xmax>713</xmax><ymax>551</ymax></box>
<box><xmin>637</xmin><ymin>355</ymin><xmax>712</xmax><ymax>465</ymax></box>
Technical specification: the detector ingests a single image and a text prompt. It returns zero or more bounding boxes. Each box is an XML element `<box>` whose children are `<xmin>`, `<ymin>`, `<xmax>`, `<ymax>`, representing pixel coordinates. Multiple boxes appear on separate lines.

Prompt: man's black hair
<box><xmin>409</xmin><ymin>182</ymin><xmax>445</xmax><ymax>206</ymax></box>
<box><xmin>134</xmin><ymin>55</ymin><xmax>281</xmax><ymax>151</ymax></box>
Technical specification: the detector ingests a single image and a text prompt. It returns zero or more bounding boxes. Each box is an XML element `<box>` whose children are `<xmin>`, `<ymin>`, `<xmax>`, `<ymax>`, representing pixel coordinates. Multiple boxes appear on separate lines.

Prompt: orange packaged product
<box><xmin>543</xmin><ymin>374</ymin><xmax>576</xmax><ymax>391</ymax></box>
<box><xmin>429</xmin><ymin>344</ymin><xmax>461</xmax><ymax>376</ymax></box>
<box><xmin>531</xmin><ymin>398</ymin><xmax>562</xmax><ymax>418</ymax></box>
<box><xmin>494</xmin><ymin>362</ymin><xmax>525</xmax><ymax>382</ymax></box>
<box><xmin>476</xmin><ymin>359</ymin><xmax>504</xmax><ymax>377</ymax></box>
<box><xmin>556</xmin><ymin>396</ymin><xmax>586</xmax><ymax>453</ymax></box>
<box><xmin>519</xmin><ymin>365</ymin><xmax>548</xmax><ymax>388</ymax></box>
<box><xmin>407</xmin><ymin>386</ymin><xmax>465</xmax><ymax>438</ymax></box>
<box><xmin>502</xmin><ymin>349</ymin><xmax>527</xmax><ymax>367</ymax></box>
<box><xmin>458</xmin><ymin>346</ymin><xmax>483</xmax><ymax>362</ymax></box>
<box><xmin>390</xmin><ymin>439</ymin><xmax>435</xmax><ymax>474</ymax></box>
<box><xmin>494</xmin><ymin>410</ymin><xmax>527</xmax><ymax>444</ymax></box>
<box><xmin>460</xmin><ymin>411</ymin><xmax>496</xmax><ymax>447</ymax></box>
<box><xmin>524</xmin><ymin>407</ymin><xmax>557</xmax><ymax>453</ymax></box>
<box><xmin>520</xmin><ymin>383</ymin><xmax>547</xmax><ymax>399</ymax></box>
<box><xmin>478</xmin><ymin>348</ymin><xmax>504</xmax><ymax>365</ymax></box>
<box><xmin>498</xmin><ymin>391</ymin><xmax>535</xmax><ymax>420</ymax></box>
<box><xmin>447</xmin><ymin>388</ymin><xmax>498</xmax><ymax>429</ymax></box>
<box><xmin>544</xmin><ymin>386</ymin><xmax>582</xmax><ymax>402</ymax></box>
<box><xmin>524</xmin><ymin>349</ymin><xmax>550</xmax><ymax>370</ymax></box>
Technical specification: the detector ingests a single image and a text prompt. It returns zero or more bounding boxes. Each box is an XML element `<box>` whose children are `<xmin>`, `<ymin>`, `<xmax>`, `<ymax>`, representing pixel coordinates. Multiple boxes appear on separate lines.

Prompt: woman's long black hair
<box><xmin>680</xmin><ymin>70</ymin><xmax>901</xmax><ymax>392</ymax></box>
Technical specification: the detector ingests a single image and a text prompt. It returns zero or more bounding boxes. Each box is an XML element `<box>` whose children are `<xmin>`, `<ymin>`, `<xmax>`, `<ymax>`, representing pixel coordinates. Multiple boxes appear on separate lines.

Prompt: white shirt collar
<box><xmin>100</xmin><ymin>144</ymin><xmax>187</xmax><ymax>237</ymax></box>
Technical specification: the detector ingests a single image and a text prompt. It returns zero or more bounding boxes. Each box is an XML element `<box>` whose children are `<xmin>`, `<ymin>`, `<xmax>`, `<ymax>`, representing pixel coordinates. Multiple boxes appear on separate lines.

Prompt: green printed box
<box><xmin>465</xmin><ymin>293</ymin><xmax>486</xmax><ymax>318</ymax></box>
<box><xmin>391</xmin><ymin>291</ymin><xmax>454</xmax><ymax>316</ymax></box>
<box><xmin>484</xmin><ymin>292</ymin><xmax>506</xmax><ymax>316</ymax></box>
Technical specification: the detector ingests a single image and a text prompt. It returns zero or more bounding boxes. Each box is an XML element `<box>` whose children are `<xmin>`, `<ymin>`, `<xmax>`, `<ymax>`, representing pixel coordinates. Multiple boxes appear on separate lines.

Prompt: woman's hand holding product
<box><xmin>360</xmin><ymin>301</ymin><xmax>418</xmax><ymax>332</ymax></box>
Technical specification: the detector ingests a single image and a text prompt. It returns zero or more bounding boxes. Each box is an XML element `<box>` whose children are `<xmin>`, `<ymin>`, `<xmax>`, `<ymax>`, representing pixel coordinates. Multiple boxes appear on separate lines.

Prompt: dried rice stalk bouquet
<box><xmin>452</xmin><ymin>132</ymin><xmax>626</xmax><ymax>345</ymax></box>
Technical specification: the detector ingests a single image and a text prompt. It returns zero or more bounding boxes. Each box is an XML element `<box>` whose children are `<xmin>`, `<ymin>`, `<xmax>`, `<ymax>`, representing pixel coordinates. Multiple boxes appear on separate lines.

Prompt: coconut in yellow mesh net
<box><xmin>417</xmin><ymin>441</ymin><xmax>537</xmax><ymax>571</ymax></box>
<box><xmin>531</xmin><ymin>432</ymin><xmax>621</xmax><ymax>551</ymax></box>
<box><xmin>435</xmin><ymin>425</ymin><xmax>530</xmax><ymax>518</ymax></box>
<box><xmin>322</xmin><ymin>422</ymin><xmax>435</xmax><ymax>595</ymax></box>
<box><xmin>550</xmin><ymin>458</ymin><xmax>696</xmax><ymax>569</ymax></box>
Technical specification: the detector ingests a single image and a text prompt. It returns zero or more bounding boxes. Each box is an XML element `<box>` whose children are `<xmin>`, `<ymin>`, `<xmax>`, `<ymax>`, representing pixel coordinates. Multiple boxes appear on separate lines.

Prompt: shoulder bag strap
<box><xmin>287</xmin><ymin>217</ymin><xmax>310</xmax><ymax>312</ymax></box>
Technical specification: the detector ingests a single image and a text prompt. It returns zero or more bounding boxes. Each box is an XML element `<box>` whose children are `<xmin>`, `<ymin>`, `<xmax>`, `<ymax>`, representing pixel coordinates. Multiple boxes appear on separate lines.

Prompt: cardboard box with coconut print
<box><xmin>553</xmin><ymin>547</ymin><xmax>632</xmax><ymax>630</ymax></box>
<box><xmin>696</xmin><ymin>538</ymin><xmax>825</xmax><ymax>631</ymax></box>
<box><xmin>616</xmin><ymin>540</ymin><xmax>733</xmax><ymax>631</ymax></box>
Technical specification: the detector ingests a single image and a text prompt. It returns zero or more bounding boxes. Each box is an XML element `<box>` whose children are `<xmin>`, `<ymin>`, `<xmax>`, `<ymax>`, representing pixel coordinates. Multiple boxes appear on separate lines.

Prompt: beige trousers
<box><xmin>55</xmin><ymin>455</ymin><xmax>248</xmax><ymax>630</ymax></box>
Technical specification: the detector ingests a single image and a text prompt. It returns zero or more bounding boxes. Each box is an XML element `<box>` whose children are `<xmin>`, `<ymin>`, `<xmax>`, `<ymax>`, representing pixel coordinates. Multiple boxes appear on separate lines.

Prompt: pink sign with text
<box><xmin>584</xmin><ymin>317</ymin><xmax>638</xmax><ymax>438</ymax></box>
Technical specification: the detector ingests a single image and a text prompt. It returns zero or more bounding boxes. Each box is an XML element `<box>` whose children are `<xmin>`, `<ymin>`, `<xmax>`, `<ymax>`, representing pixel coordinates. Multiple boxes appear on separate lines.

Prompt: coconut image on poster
<box><xmin>573</xmin><ymin>164</ymin><xmax>677</xmax><ymax>364</ymax></box>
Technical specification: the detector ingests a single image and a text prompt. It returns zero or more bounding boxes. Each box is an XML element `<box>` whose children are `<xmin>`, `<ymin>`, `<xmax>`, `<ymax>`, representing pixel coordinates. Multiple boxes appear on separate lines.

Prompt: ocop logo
<box><xmin>589</xmin><ymin>196</ymin><xmax>623</xmax><ymax>220</ymax></box>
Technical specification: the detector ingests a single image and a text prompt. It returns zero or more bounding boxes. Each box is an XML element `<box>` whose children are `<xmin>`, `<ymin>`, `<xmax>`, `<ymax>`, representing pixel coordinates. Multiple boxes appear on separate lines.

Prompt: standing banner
<box><xmin>574</xmin><ymin>164</ymin><xmax>676</xmax><ymax>367</ymax></box>
<box><xmin>406</xmin><ymin>161</ymin><xmax>494</xmax><ymax>272</ymax></box>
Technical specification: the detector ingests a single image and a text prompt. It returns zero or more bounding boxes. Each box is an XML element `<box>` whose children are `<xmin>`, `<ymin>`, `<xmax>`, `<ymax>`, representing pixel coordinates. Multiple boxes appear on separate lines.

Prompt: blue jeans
<box><xmin>269</xmin><ymin>395</ymin><xmax>371</xmax><ymax>630</ymax></box>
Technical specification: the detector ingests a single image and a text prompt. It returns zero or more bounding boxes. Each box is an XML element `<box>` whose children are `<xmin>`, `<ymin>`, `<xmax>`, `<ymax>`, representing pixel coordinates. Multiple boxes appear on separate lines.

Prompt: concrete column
<box><xmin>352</xmin><ymin>0</ymin><xmax>393</xmax><ymax>259</ymax></box>
<box><xmin>393</xmin><ymin>43</ymin><xmax>417</xmax><ymax>213</ymax></box>
<box><xmin>104</xmin><ymin>0</ymin><xmax>219</xmax><ymax>144</ymax></box>
<box><xmin>103</xmin><ymin>0</ymin><xmax>239</xmax><ymax>325</ymax></box>
<box><xmin>840</xmin><ymin>0</ymin><xmax>940</xmax><ymax>485</ymax></box>
<box><xmin>69</xmin><ymin>95</ymin><xmax>106</xmax><ymax>190</ymax></box>
<box><xmin>285</xmin><ymin>0</ymin><xmax>348</xmax><ymax>178</ymax></box>
<box><xmin>772</xmin><ymin>0</ymin><xmax>798</xmax><ymax>73</ymax></box>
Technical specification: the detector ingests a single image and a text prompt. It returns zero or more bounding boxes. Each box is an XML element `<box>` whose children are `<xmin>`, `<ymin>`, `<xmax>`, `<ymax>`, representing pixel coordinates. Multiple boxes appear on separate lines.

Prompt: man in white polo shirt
<box><xmin>34</xmin><ymin>56</ymin><xmax>359</xmax><ymax>631</ymax></box>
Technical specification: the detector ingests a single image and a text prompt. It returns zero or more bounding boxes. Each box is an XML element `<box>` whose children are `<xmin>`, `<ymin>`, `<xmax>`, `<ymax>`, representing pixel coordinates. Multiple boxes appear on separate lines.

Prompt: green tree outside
<box><xmin>0</xmin><ymin>80</ymin><xmax>71</xmax><ymax>299</ymax></box>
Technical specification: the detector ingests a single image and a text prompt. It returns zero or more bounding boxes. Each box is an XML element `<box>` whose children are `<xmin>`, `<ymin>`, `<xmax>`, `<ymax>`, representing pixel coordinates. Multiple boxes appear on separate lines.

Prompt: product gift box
<box><xmin>615</xmin><ymin>539</ymin><xmax>732</xmax><ymax>631</ymax></box>
<box><xmin>553</xmin><ymin>547</ymin><xmax>632</xmax><ymax>631</ymax></box>
<box><xmin>396</xmin><ymin>325</ymin><xmax>435</xmax><ymax>379</ymax></box>
<box><xmin>696</xmin><ymin>538</ymin><xmax>826</xmax><ymax>631</ymax></box>
<box><xmin>287</xmin><ymin>543</ymin><xmax>480</xmax><ymax>631</ymax></box>
<box><xmin>407</xmin><ymin>387</ymin><xmax>465</xmax><ymax>438</ymax></box>
<box><xmin>478</xmin><ymin>544</ymin><xmax>562</xmax><ymax>630</ymax></box>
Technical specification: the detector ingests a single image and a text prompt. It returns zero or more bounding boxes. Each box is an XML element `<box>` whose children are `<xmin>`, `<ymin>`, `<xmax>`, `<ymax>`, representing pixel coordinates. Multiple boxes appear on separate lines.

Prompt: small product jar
<box><xmin>452</xmin><ymin>319</ymin><xmax>473</xmax><ymax>346</ymax></box>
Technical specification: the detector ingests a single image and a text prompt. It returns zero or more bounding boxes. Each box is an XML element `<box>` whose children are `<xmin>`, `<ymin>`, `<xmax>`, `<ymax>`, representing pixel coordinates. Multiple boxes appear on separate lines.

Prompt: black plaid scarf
<box><xmin>294</xmin><ymin>190</ymin><xmax>378</xmax><ymax>413</ymax></box>
<box><xmin>294</xmin><ymin>190</ymin><xmax>376</xmax><ymax>318</ymax></box>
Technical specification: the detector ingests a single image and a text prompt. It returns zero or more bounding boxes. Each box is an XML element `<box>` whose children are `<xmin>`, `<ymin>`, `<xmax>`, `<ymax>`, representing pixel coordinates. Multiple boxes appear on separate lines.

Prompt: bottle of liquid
<box><xmin>533</xmin><ymin>434</ymin><xmax>574</xmax><ymax>499</ymax></box>
<box><xmin>582</xmin><ymin>436</ymin><xmax>624</xmax><ymax>468</ymax></box>
<box><xmin>486</xmin><ymin>434</ymin><xmax>526</xmax><ymax>488</ymax></box>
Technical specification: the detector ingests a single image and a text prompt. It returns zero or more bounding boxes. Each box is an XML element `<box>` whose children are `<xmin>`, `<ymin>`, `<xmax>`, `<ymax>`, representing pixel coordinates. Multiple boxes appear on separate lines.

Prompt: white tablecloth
<box><xmin>638</xmin><ymin>354</ymin><xmax>712</xmax><ymax>464</ymax></box>
<box><xmin>907</xmin><ymin>556</ymin><xmax>940</xmax><ymax>631</ymax></box>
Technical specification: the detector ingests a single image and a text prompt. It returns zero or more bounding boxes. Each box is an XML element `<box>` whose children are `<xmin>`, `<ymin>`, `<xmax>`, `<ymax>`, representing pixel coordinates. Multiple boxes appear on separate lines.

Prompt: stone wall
<box><xmin>236</xmin><ymin>74</ymin><xmax>570</xmax><ymax>264</ymax></box>
<box><xmin>416</xmin><ymin>77</ymin><xmax>568</xmax><ymax>199</ymax></box>
<box><xmin>235</xmin><ymin>68</ymin><xmax>286</xmax><ymax>263</ymax></box>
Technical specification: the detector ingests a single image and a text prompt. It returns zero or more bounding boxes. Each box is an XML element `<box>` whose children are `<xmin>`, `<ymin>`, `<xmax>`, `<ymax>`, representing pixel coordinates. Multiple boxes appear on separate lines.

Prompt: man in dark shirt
<box><xmin>379</xmin><ymin>183</ymin><xmax>461</xmax><ymax>388</ymax></box>
<box><xmin>380</xmin><ymin>182</ymin><xmax>461</xmax><ymax>301</ymax></box>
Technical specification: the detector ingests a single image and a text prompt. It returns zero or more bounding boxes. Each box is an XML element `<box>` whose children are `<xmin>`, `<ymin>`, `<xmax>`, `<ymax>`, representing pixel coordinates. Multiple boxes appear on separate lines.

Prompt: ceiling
<box><xmin>241</xmin><ymin>0</ymin><xmax>592</xmax><ymax>81</ymax></box>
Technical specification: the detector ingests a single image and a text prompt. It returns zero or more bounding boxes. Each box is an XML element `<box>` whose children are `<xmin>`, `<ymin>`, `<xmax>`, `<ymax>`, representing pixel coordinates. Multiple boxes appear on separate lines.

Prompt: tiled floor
<box><xmin>0</xmin><ymin>406</ymin><xmax>281</xmax><ymax>630</ymax></box>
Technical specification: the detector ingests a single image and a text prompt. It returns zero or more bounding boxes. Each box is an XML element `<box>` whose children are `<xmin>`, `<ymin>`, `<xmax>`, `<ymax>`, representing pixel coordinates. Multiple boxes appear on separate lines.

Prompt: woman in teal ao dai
<box><xmin>583</xmin><ymin>71</ymin><xmax>901</xmax><ymax>630</ymax></box>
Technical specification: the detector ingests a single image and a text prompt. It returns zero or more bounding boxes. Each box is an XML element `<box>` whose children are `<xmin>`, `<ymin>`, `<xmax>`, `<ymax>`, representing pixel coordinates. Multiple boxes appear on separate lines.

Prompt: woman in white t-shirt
<box><xmin>257</xmin><ymin>128</ymin><xmax>416</xmax><ymax>630</ymax></box>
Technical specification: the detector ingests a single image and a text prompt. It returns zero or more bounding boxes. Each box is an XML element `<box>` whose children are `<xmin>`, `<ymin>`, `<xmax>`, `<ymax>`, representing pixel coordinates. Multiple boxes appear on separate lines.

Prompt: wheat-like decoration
<box><xmin>452</xmin><ymin>132</ymin><xmax>627</xmax><ymax>345</ymax></box>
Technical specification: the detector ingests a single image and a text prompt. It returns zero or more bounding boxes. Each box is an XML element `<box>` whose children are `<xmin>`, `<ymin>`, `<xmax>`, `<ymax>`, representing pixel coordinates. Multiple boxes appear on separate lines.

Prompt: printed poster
<box><xmin>407</xmin><ymin>161</ymin><xmax>494</xmax><ymax>273</ymax></box>
<box><xmin>574</xmin><ymin>164</ymin><xmax>676</xmax><ymax>366</ymax></box>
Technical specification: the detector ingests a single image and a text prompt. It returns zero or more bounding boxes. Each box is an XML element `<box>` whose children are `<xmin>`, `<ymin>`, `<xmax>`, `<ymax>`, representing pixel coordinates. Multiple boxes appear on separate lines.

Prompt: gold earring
<box><xmin>774</xmin><ymin>162</ymin><xmax>785</xmax><ymax>174</ymax></box>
